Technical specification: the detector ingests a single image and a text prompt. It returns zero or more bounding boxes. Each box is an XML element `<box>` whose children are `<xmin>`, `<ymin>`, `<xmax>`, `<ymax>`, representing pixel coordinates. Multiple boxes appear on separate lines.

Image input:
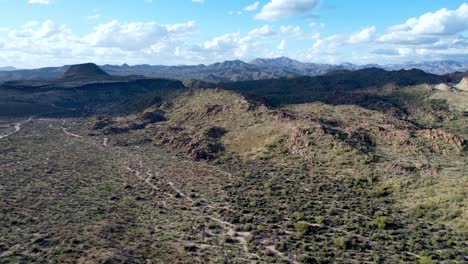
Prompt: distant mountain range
<box><xmin>0</xmin><ymin>66</ymin><xmax>17</xmax><ymax>71</ymax></box>
<box><xmin>0</xmin><ymin>57</ymin><xmax>467</xmax><ymax>83</ymax></box>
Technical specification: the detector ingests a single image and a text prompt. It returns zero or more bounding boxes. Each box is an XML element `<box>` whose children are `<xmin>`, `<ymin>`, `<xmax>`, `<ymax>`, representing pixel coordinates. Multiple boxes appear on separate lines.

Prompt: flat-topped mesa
<box><xmin>60</xmin><ymin>63</ymin><xmax>111</xmax><ymax>80</ymax></box>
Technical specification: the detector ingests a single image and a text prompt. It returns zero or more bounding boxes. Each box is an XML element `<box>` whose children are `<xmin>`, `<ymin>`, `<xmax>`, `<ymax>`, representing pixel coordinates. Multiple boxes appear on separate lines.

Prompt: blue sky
<box><xmin>0</xmin><ymin>0</ymin><xmax>467</xmax><ymax>68</ymax></box>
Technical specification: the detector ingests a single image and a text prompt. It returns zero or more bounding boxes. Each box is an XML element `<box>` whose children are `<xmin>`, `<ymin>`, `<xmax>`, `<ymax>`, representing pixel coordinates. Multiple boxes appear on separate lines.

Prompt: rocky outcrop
<box><xmin>456</xmin><ymin>77</ymin><xmax>468</xmax><ymax>91</ymax></box>
<box><xmin>418</xmin><ymin>129</ymin><xmax>465</xmax><ymax>149</ymax></box>
<box><xmin>154</xmin><ymin>125</ymin><xmax>228</xmax><ymax>161</ymax></box>
<box><xmin>433</xmin><ymin>83</ymin><xmax>453</xmax><ymax>92</ymax></box>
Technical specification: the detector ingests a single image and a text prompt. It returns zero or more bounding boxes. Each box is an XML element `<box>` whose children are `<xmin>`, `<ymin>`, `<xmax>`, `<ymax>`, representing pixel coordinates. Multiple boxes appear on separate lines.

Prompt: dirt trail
<box><xmin>62</xmin><ymin>128</ymin><xmax>83</xmax><ymax>138</ymax></box>
<box><xmin>124</xmin><ymin>153</ymin><xmax>260</xmax><ymax>260</ymax></box>
<box><xmin>265</xmin><ymin>245</ymin><xmax>299</xmax><ymax>264</ymax></box>
<box><xmin>49</xmin><ymin>121</ymin><xmax>263</xmax><ymax>261</ymax></box>
<box><xmin>0</xmin><ymin>116</ymin><xmax>34</xmax><ymax>140</ymax></box>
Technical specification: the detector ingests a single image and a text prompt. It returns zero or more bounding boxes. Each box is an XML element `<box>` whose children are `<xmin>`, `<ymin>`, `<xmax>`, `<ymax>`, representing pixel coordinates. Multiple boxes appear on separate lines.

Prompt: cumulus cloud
<box><xmin>0</xmin><ymin>19</ymin><xmax>202</xmax><ymax>67</ymax></box>
<box><xmin>194</xmin><ymin>28</ymin><xmax>284</xmax><ymax>62</ymax></box>
<box><xmin>244</xmin><ymin>1</ymin><xmax>259</xmax><ymax>12</ymax></box>
<box><xmin>28</xmin><ymin>0</ymin><xmax>49</xmax><ymax>4</ymax></box>
<box><xmin>379</xmin><ymin>3</ymin><xmax>468</xmax><ymax>44</ymax></box>
<box><xmin>255</xmin><ymin>0</ymin><xmax>319</xmax><ymax>21</ymax></box>
<box><xmin>312</xmin><ymin>26</ymin><xmax>376</xmax><ymax>51</ymax></box>
<box><xmin>201</xmin><ymin>33</ymin><xmax>246</xmax><ymax>51</ymax></box>
<box><xmin>84</xmin><ymin>20</ymin><xmax>196</xmax><ymax>51</ymax></box>
<box><xmin>9</xmin><ymin>20</ymin><xmax>71</xmax><ymax>40</ymax></box>
<box><xmin>248</xmin><ymin>25</ymin><xmax>276</xmax><ymax>38</ymax></box>
<box><xmin>2</xmin><ymin>3</ymin><xmax>468</xmax><ymax>68</ymax></box>
<box><xmin>279</xmin><ymin>25</ymin><xmax>302</xmax><ymax>35</ymax></box>
<box><xmin>347</xmin><ymin>26</ymin><xmax>376</xmax><ymax>44</ymax></box>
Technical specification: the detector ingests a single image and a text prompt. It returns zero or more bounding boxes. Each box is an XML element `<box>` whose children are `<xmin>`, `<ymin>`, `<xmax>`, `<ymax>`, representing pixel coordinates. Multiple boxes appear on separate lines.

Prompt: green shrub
<box><xmin>371</xmin><ymin>216</ymin><xmax>389</xmax><ymax>229</ymax></box>
<box><xmin>294</xmin><ymin>221</ymin><xmax>310</xmax><ymax>236</ymax></box>
<box><xmin>412</xmin><ymin>204</ymin><xmax>438</xmax><ymax>219</ymax></box>
<box><xmin>315</xmin><ymin>216</ymin><xmax>325</xmax><ymax>225</ymax></box>
<box><xmin>333</xmin><ymin>236</ymin><xmax>349</xmax><ymax>250</ymax></box>
<box><xmin>418</xmin><ymin>256</ymin><xmax>435</xmax><ymax>264</ymax></box>
<box><xmin>292</xmin><ymin>211</ymin><xmax>305</xmax><ymax>221</ymax></box>
<box><xmin>429</xmin><ymin>99</ymin><xmax>449</xmax><ymax>112</ymax></box>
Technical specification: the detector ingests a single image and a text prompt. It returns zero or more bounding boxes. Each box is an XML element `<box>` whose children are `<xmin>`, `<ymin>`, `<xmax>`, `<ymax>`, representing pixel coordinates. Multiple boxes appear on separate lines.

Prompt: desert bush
<box><xmin>371</xmin><ymin>216</ymin><xmax>388</xmax><ymax>229</ymax></box>
<box><xmin>315</xmin><ymin>216</ymin><xmax>325</xmax><ymax>225</ymax></box>
<box><xmin>294</xmin><ymin>221</ymin><xmax>310</xmax><ymax>236</ymax></box>
<box><xmin>418</xmin><ymin>256</ymin><xmax>435</xmax><ymax>264</ymax></box>
<box><xmin>333</xmin><ymin>236</ymin><xmax>349</xmax><ymax>250</ymax></box>
<box><xmin>292</xmin><ymin>211</ymin><xmax>305</xmax><ymax>221</ymax></box>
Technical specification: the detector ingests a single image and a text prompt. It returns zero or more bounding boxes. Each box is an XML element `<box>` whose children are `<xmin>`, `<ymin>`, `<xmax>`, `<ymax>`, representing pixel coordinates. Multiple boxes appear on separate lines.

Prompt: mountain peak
<box><xmin>60</xmin><ymin>63</ymin><xmax>110</xmax><ymax>80</ymax></box>
<box><xmin>250</xmin><ymin>57</ymin><xmax>305</xmax><ymax>69</ymax></box>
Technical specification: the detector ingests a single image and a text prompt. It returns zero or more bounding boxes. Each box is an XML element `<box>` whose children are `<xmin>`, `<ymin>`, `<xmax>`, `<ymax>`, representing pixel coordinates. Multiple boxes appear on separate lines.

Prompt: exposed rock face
<box><xmin>433</xmin><ymin>83</ymin><xmax>452</xmax><ymax>92</ymax></box>
<box><xmin>418</xmin><ymin>129</ymin><xmax>465</xmax><ymax>149</ymax></box>
<box><xmin>456</xmin><ymin>77</ymin><xmax>468</xmax><ymax>91</ymax></box>
<box><xmin>60</xmin><ymin>63</ymin><xmax>110</xmax><ymax>80</ymax></box>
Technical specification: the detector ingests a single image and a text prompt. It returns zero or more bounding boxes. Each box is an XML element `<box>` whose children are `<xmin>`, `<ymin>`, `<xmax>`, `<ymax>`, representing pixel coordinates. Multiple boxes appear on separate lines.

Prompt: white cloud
<box><xmin>280</xmin><ymin>25</ymin><xmax>302</xmax><ymax>35</ymax></box>
<box><xmin>2</xmin><ymin>4</ymin><xmax>468</xmax><ymax>68</ymax></box>
<box><xmin>202</xmin><ymin>33</ymin><xmax>246</xmax><ymax>51</ymax></box>
<box><xmin>312</xmin><ymin>26</ymin><xmax>376</xmax><ymax>51</ymax></box>
<box><xmin>248</xmin><ymin>25</ymin><xmax>276</xmax><ymax>38</ymax></box>
<box><xmin>192</xmin><ymin>0</ymin><xmax>204</xmax><ymax>3</ymax></box>
<box><xmin>379</xmin><ymin>3</ymin><xmax>468</xmax><ymax>44</ymax></box>
<box><xmin>255</xmin><ymin>0</ymin><xmax>319</xmax><ymax>21</ymax></box>
<box><xmin>9</xmin><ymin>20</ymin><xmax>71</xmax><ymax>39</ymax></box>
<box><xmin>195</xmin><ymin>29</ymin><xmax>284</xmax><ymax>62</ymax></box>
<box><xmin>84</xmin><ymin>20</ymin><xmax>196</xmax><ymax>51</ymax></box>
<box><xmin>0</xmin><ymin>19</ymin><xmax>202</xmax><ymax>67</ymax></box>
<box><xmin>309</xmin><ymin>22</ymin><xmax>325</xmax><ymax>29</ymax></box>
<box><xmin>28</xmin><ymin>0</ymin><xmax>49</xmax><ymax>4</ymax></box>
<box><xmin>244</xmin><ymin>1</ymin><xmax>259</xmax><ymax>12</ymax></box>
<box><xmin>347</xmin><ymin>26</ymin><xmax>376</xmax><ymax>44</ymax></box>
<box><xmin>277</xmin><ymin>39</ymin><xmax>285</xmax><ymax>50</ymax></box>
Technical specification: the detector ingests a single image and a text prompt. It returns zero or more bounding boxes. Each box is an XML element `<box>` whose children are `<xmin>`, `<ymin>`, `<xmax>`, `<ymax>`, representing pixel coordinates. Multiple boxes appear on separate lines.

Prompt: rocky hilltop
<box><xmin>60</xmin><ymin>63</ymin><xmax>111</xmax><ymax>80</ymax></box>
<box><xmin>456</xmin><ymin>77</ymin><xmax>468</xmax><ymax>91</ymax></box>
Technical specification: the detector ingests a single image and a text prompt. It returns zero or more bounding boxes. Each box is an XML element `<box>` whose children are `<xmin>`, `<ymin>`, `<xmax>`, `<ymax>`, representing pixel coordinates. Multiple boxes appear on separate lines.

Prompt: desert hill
<box><xmin>0</xmin><ymin>62</ymin><xmax>466</xmax><ymax>263</ymax></box>
<box><xmin>60</xmin><ymin>63</ymin><xmax>111</xmax><ymax>80</ymax></box>
<box><xmin>0</xmin><ymin>64</ymin><xmax>185</xmax><ymax>117</ymax></box>
<box><xmin>84</xmin><ymin>80</ymin><xmax>466</xmax><ymax>262</ymax></box>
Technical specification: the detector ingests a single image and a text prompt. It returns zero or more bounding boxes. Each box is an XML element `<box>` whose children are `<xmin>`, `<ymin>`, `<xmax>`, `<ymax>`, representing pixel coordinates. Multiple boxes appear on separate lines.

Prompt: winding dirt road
<box><xmin>0</xmin><ymin>116</ymin><xmax>34</xmax><ymax>140</ymax></box>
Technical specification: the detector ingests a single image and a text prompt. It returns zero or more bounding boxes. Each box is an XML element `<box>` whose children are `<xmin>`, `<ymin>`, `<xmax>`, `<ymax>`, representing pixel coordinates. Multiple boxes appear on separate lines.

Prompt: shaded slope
<box><xmin>222</xmin><ymin>68</ymin><xmax>452</xmax><ymax>106</ymax></box>
<box><xmin>60</xmin><ymin>63</ymin><xmax>110</xmax><ymax>80</ymax></box>
<box><xmin>0</xmin><ymin>64</ymin><xmax>185</xmax><ymax>117</ymax></box>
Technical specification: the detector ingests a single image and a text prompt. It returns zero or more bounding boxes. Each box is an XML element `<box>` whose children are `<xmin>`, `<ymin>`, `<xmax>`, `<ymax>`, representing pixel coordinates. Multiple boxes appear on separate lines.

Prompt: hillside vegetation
<box><xmin>1</xmin><ymin>64</ymin><xmax>466</xmax><ymax>263</ymax></box>
<box><xmin>87</xmin><ymin>79</ymin><xmax>466</xmax><ymax>262</ymax></box>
